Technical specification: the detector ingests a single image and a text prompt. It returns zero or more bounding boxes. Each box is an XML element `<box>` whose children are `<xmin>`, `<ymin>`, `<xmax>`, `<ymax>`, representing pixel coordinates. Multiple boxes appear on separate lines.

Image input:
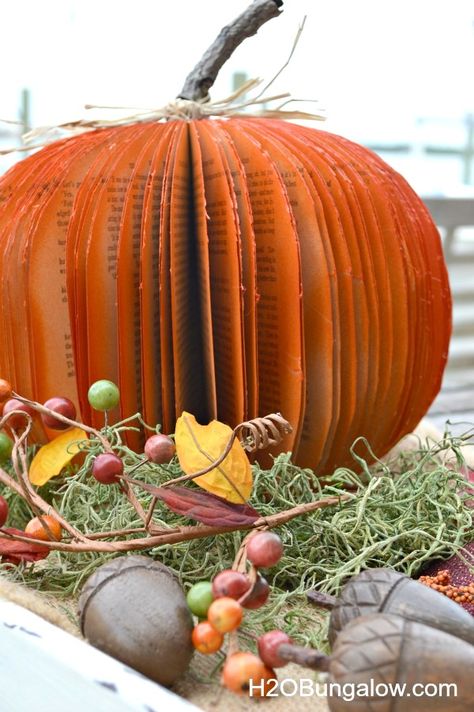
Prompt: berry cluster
<box><xmin>186</xmin><ymin>531</ymin><xmax>292</xmax><ymax>696</ymax></box>
<box><xmin>419</xmin><ymin>569</ymin><xmax>474</xmax><ymax>605</ymax></box>
<box><xmin>1</xmin><ymin>380</ymin><xmax>68</xmax><ymax>540</ymax></box>
<box><xmin>0</xmin><ymin>378</ymin><xmax>176</xmax><ymax>541</ymax></box>
<box><xmin>1</xmin><ymin>378</ymin><xmax>77</xmax><ymax>433</ymax></box>
<box><xmin>0</xmin><ymin>377</ymin><xmax>175</xmax><ymax>484</ymax></box>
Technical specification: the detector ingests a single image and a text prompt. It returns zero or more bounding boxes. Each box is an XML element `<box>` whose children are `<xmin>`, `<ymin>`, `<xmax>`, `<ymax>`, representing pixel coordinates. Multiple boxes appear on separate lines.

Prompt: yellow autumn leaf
<box><xmin>175</xmin><ymin>412</ymin><xmax>252</xmax><ymax>503</ymax></box>
<box><xmin>29</xmin><ymin>427</ymin><xmax>88</xmax><ymax>486</ymax></box>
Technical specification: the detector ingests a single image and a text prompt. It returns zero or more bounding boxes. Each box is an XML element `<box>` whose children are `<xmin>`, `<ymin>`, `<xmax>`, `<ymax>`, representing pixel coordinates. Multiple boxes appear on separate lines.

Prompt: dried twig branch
<box><xmin>0</xmin><ymin>494</ymin><xmax>347</xmax><ymax>553</ymax></box>
<box><xmin>277</xmin><ymin>643</ymin><xmax>331</xmax><ymax>672</ymax></box>
<box><xmin>307</xmin><ymin>590</ymin><xmax>338</xmax><ymax>610</ymax></box>
<box><xmin>179</xmin><ymin>0</ymin><xmax>283</xmax><ymax>102</ymax></box>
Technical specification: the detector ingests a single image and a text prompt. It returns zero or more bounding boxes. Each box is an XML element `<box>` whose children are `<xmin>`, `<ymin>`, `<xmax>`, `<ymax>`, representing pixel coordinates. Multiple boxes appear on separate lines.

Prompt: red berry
<box><xmin>0</xmin><ymin>379</ymin><xmax>12</xmax><ymax>402</ymax></box>
<box><xmin>222</xmin><ymin>652</ymin><xmax>275</xmax><ymax>696</ymax></box>
<box><xmin>42</xmin><ymin>397</ymin><xmax>77</xmax><ymax>430</ymax></box>
<box><xmin>92</xmin><ymin>453</ymin><xmax>123</xmax><ymax>484</ymax></box>
<box><xmin>242</xmin><ymin>575</ymin><xmax>270</xmax><ymax>609</ymax></box>
<box><xmin>144</xmin><ymin>434</ymin><xmax>175</xmax><ymax>464</ymax></box>
<box><xmin>258</xmin><ymin>630</ymin><xmax>292</xmax><ymax>668</ymax></box>
<box><xmin>212</xmin><ymin>570</ymin><xmax>251</xmax><ymax>600</ymax></box>
<box><xmin>207</xmin><ymin>597</ymin><xmax>243</xmax><ymax>633</ymax></box>
<box><xmin>246</xmin><ymin>531</ymin><xmax>283</xmax><ymax>568</ymax></box>
<box><xmin>0</xmin><ymin>495</ymin><xmax>9</xmax><ymax>527</ymax></box>
<box><xmin>2</xmin><ymin>399</ymin><xmax>36</xmax><ymax>430</ymax></box>
<box><xmin>192</xmin><ymin>621</ymin><xmax>223</xmax><ymax>654</ymax></box>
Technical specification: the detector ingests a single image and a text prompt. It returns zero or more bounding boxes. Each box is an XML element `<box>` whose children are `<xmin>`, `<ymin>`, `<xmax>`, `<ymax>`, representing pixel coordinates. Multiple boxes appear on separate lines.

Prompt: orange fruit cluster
<box><xmin>419</xmin><ymin>569</ymin><xmax>474</xmax><ymax>605</ymax></box>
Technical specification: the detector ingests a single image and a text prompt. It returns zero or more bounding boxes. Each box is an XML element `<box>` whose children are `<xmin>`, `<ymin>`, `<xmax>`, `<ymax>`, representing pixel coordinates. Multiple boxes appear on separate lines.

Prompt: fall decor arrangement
<box><xmin>0</xmin><ymin>0</ymin><xmax>472</xmax><ymax>707</ymax></box>
<box><xmin>0</xmin><ymin>0</ymin><xmax>451</xmax><ymax>473</ymax></box>
<box><xmin>0</xmin><ymin>378</ymin><xmax>473</xmax><ymax>702</ymax></box>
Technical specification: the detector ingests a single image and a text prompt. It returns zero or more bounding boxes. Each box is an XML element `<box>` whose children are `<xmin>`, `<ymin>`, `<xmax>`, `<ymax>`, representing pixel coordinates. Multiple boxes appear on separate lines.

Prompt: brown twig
<box><xmin>179</xmin><ymin>0</ymin><xmax>283</xmax><ymax>102</ymax></box>
<box><xmin>306</xmin><ymin>590</ymin><xmax>337</xmax><ymax>610</ymax></box>
<box><xmin>0</xmin><ymin>495</ymin><xmax>348</xmax><ymax>553</ymax></box>
<box><xmin>277</xmin><ymin>643</ymin><xmax>331</xmax><ymax>672</ymax></box>
<box><xmin>119</xmin><ymin>480</ymin><xmax>150</xmax><ymax>530</ymax></box>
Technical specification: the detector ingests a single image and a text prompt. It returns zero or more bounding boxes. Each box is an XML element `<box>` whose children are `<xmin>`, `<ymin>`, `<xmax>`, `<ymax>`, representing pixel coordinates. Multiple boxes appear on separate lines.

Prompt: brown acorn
<box><xmin>327</xmin><ymin>567</ymin><xmax>474</xmax><ymax>647</ymax></box>
<box><xmin>328</xmin><ymin>613</ymin><xmax>474</xmax><ymax>711</ymax></box>
<box><xmin>78</xmin><ymin>555</ymin><xmax>194</xmax><ymax>686</ymax></box>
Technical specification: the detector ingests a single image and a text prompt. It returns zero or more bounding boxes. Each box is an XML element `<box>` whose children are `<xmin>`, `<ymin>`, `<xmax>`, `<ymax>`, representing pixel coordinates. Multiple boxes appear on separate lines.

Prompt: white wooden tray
<box><xmin>0</xmin><ymin>598</ymin><xmax>199</xmax><ymax>712</ymax></box>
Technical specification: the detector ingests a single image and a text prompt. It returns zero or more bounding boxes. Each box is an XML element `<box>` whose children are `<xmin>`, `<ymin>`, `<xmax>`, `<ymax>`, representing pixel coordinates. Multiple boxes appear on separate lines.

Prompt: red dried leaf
<box><xmin>0</xmin><ymin>527</ymin><xmax>50</xmax><ymax>564</ymax></box>
<box><xmin>135</xmin><ymin>481</ymin><xmax>260</xmax><ymax>527</ymax></box>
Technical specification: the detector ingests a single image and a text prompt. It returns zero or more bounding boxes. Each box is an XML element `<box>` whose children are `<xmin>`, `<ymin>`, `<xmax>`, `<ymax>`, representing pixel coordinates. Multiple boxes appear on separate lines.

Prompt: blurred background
<box><xmin>1</xmin><ymin>0</ymin><xmax>473</xmax><ymax>411</ymax></box>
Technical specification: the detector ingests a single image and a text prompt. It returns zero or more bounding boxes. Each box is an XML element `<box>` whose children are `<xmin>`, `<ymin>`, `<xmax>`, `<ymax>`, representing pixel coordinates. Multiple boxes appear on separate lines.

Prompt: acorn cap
<box><xmin>329</xmin><ymin>614</ymin><xmax>474</xmax><ymax>712</ymax></box>
<box><xmin>78</xmin><ymin>555</ymin><xmax>194</xmax><ymax>686</ymax></box>
<box><xmin>329</xmin><ymin>567</ymin><xmax>474</xmax><ymax>647</ymax></box>
<box><xmin>329</xmin><ymin>568</ymin><xmax>405</xmax><ymax>645</ymax></box>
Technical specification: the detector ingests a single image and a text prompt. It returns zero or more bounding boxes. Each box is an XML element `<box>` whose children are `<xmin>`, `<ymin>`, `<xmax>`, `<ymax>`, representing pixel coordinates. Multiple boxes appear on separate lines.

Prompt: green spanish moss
<box><xmin>1</xmin><ymin>421</ymin><xmax>473</xmax><ymax>651</ymax></box>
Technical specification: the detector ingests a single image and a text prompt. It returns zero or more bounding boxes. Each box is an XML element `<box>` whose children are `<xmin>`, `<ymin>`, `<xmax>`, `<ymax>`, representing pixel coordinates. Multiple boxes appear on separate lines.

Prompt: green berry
<box><xmin>0</xmin><ymin>432</ymin><xmax>13</xmax><ymax>462</ymax></box>
<box><xmin>87</xmin><ymin>380</ymin><xmax>120</xmax><ymax>411</ymax></box>
<box><xmin>186</xmin><ymin>581</ymin><xmax>214</xmax><ymax>618</ymax></box>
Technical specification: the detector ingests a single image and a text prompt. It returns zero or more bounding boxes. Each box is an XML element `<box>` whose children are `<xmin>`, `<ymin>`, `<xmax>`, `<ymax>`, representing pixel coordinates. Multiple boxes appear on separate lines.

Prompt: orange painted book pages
<box><xmin>115</xmin><ymin>124</ymin><xmax>166</xmax><ymax>449</ymax></box>
<box><xmin>374</xmin><ymin>164</ymin><xmax>439</xmax><ymax>442</ymax></box>
<box><xmin>6</xmin><ymin>147</ymin><xmax>70</xmax><ymax>399</ymax></box>
<box><xmin>10</xmin><ymin>138</ymin><xmax>82</xmax><ymax>436</ymax></box>
<box><xmin>361</xmin><ymin>146</ymin><xmax>449</xmax><ymax>439</ymax></box>
<box><xmin>239</xmin><ymin>120</ymin><xmax>335</xmax><ymax>467</ymax></box>
<box><xmin>318</xmin><ymin>146</ymin><xmax>380</xmax><ymax>453</ymax></box>
<box><xmin>213</xmin><ymin>122</ymin><xmax>259</xmax><ymax>421</ymax></box>
<box><xmin>195</xmin><ymin>121</ymin><xmax>246</xmax><ymax>426</ymax></box>
<box><xmin>185</xmin><ymin>123</ymin><xmax>217</xmax><ymax>421</ymax></box>
<box><xmin>0</xmin><ymin>146</ymin><xmax>57</xmax><ymax>393</ymax></box>
<box><xmin>281</xmin><ymin>125</ymin><xmax>379</xmax><ymax>470</ymax></box>
<box><xmin>158</xmin><ymin>124</ymin><xmax>179</xmax><ymax>433</ymax></box>
<box><xmin>65</xmin><ymin>131</ymin><xmax>127</xmax><ymax>423</ymax></box>
<box><xmin>360</xmin><ymin>155</ymin><xmax>419</xmax><ymax>449</ymax></box>
<box><xmin>0</xmin><ymin>142</ymin><xmax>75</xmax><ymax>441</ymax></box>
<box><xmin>382</xmin><ymin>178</ymin><xmax>427</xmax><ymax>444</ymax></box>
<box><xmin>301</xmin><ymin>130</ymin><xmax>393</xmax><ymax>457</ymax></box>
<box><xmin>263</xmin><ymin>121</ymin><xmax>372</xmax><ymax>470</ymax></box>
<box><xmin>169</xmin><ymin>123</ymin><xmax>216</xmax><ymax>423</ymax></box>
<box><xmin>325</xmin><ymin>137</ymin><xmax>410</xmax><ymax>454</ymax></box>
<box><xmin>26</xmin><ymin>131</ymin><xmax>110</xmax><ymax>425</ymax></box>
<box><xmin>139</xmin><ymin>123</ymin><xmax>177</xmax><ymax>430</ymax></box>
<box><xmin>297</xmin><ymin>134</ymin><xmax>381</xmax><ymax>453</ymax></box>
<box><xmin>221</xmin><ymin>120</ymin><xmax>304</xmax><ymax>456</ymax></box>
<box><xmin>83</xmin><ymin>125</ymin><xmax>150</xmax><ymax>430</ymax></box>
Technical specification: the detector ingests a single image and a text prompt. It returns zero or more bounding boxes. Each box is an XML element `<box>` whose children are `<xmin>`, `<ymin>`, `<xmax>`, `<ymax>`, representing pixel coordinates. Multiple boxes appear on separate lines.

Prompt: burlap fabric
<box><xmin>0</xmin><ymin>577</ymin><xmax>329</xmax><ymax>710</ymax></box>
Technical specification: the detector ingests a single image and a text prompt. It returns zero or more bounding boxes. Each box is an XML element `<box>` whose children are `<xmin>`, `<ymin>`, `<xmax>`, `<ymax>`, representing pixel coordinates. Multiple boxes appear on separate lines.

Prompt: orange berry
<box><xmin>222</xmin><ymin>652</ymin><xmax>275</xmax><ymax>697</ymax></box>
<box><xmin>25</xmin><ymin>515</ymin><xmax>62</xmax><ymax>542</ymax></box>
<box><xmin>0</xmin><ymin>379</ymin><xmax>12</xmax><ymax>403</ymax></box>
<box><xmin>192</xmin><ymin>621</ymin><xmax>223</xmax><ymax>654</ymax></box>
<box><xmin>207</xmin><ymin>597</ymin><xmax>243</xmax><ymax>633</ymax></box>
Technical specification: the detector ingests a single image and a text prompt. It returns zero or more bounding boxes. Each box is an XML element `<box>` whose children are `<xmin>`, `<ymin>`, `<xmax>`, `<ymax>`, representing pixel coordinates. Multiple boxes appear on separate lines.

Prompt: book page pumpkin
<box><xmin>0</xmin><ymin>117</ymin><xmax>450</xmax><ymax>473</ymax></box>
<box><xmin>0</xmin><ymin>0</ymin><xmax>451</xmax><ymax>474</ymax></box>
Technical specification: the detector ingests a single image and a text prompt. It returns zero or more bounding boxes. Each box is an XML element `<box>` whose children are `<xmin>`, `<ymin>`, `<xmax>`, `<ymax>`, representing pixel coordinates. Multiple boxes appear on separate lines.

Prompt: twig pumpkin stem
<box><xmin>178</xmin><ymin>0</ymin><xmax>283</xmax><ymax>102</ymax></box>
